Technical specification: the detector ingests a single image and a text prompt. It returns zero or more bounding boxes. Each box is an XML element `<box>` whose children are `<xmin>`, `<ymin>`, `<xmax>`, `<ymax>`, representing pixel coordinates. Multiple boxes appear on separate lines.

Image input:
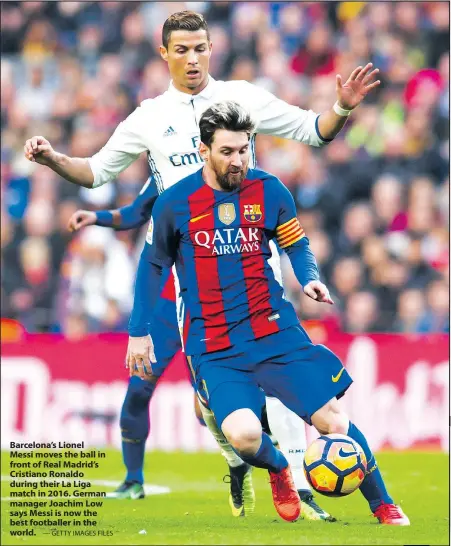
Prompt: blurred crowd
<box><xmin>1</xmin><ymin>1</ymin><xmax>449</xmax><ymax>336</ymax></box>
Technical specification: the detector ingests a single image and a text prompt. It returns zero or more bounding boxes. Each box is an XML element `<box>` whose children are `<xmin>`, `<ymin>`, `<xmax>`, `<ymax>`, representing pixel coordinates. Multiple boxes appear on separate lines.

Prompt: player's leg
<box><xmin>192</xmin><ymin>352</ymin><xmax>301</xmax><ymax>522</ymax></box>
<box><xmin>218</xmin><ymin>389</ymin><xmax>301</xmax><ymax>523</ymax></box>
<box><xmin>196</xmin><ymin>396</ymin><xmax>255</xmax><ymax>516</ymax></box>
<box><xmin>311</xmin><ymin>399</ymin><xmax>409</xmax><ymax>525</ymax></box>
<box><xmin>257</xmin><ymin>326</ymin><xmax>409</xmax><ymax>525</ymax></box>
<box><xmin>264</xmin><ymin>397</ymin><xmax>309</xmax><ymax>490</ymax></box>
<box><xmin>111</xmin><ymin>342</ymin><xmax>175</xmax><ymax>499</ymax></box>
<box><xmin>194</xmin><ymin>391</ymin><xmax>249</xmax><ymax>476</ymax></box>
<box><xmin>193</xmin><ymin>387</ymin><xmax>257</xmax><ymax>517</ymax></box>
<box><xmin>106</xmin><ymin>373</ymin><xmax>158</xmax><ymax>499</ymax></box>
<box><xmin>220</xmin><ymin>403</ymin><xmax>287</xmax><ymax>474</ymax></box>
<box><xmin>108</xmin><ymin>296</ymin><xmax>181</xmax><ymax>499</ymax></box>
<box><xmin>187</xmin><ymin>357</ymin><xmax>255</xmax><ymax>517</ymax></box>
<box><xmin>180</xmin><ymin>298</ymin><xmax>257</xmax><ymax>516</ymax></box>
<box><xmin>264</xmin><ymin>396</ymin><xmax>335</xmax><ymax>522</ymax></box>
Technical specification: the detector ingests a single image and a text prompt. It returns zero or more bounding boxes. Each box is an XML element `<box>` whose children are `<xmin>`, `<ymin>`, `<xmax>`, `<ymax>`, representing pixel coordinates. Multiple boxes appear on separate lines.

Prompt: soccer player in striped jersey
<box><xmin>67</xmin><ymin>179</ymin><xmax>321</xmax><ymax>518</ymax></box>
<box><xmin>127</xmin><ymin>102</ymin><xmax>410</xmax><ymax>525</ymax></box>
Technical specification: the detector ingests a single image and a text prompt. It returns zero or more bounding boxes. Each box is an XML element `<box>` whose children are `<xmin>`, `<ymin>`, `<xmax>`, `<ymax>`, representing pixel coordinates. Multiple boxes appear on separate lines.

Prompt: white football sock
<box><xmin>265</xmin><ymin>396</ymin><xmax>311</xmax><ymax>491</ymax></box>
<box><xmin>198</xmin><ymin>401</ymin><xmax>245</xmax><ymax>468</ymax></box>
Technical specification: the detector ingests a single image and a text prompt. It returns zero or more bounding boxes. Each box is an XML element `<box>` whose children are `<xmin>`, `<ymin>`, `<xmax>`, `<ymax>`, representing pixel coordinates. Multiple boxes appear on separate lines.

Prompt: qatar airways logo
<box><xmin>194</xmin><ymin>227</ymin><xmax>260</xmax><ymax>255</ymax></box>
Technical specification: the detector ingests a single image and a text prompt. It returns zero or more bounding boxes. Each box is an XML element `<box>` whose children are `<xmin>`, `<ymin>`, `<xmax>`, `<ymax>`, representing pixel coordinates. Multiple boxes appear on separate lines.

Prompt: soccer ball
<box><xmin>303</xmin><ymin>433</ymin><xmax>367</xmax><ymax>497</ymax></box>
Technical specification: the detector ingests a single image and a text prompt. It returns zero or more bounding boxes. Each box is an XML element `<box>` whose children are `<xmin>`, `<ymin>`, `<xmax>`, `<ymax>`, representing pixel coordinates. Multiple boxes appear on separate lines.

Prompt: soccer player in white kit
<box><xmin>24</xmin><ymin>10</ymin><xmax>380</xmax><ymax>520</ymax></box>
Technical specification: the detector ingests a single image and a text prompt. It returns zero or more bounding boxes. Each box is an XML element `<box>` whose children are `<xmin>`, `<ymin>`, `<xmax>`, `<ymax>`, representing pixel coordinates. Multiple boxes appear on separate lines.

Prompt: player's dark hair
<box><xmin>162</xmin><ymin>11</ymin><xmax>209</xmax><ymax>48</ymax></box>
<box><xmin>199</xmin><ymin>101</ymin><xmax>256</xmax><ymax>147</ymax></box>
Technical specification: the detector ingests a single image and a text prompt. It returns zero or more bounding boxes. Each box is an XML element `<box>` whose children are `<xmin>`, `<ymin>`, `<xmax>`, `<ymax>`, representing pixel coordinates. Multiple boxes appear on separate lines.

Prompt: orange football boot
<box><xmin>373</xmin><ymin>503</ymin><xmax>410</xmax><ymax>525</ymax></box>
<box><xmin>268</xmin><ymin>465</ymin><xmax>301</xmax><ymax>522</ymax></box>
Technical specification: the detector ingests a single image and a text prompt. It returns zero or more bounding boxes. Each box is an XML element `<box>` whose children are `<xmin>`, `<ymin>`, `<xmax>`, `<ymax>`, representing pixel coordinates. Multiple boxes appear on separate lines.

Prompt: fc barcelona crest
<box><xmin>243</xmin><ymin>204</ymin><xmax>262</xmax><ymax>223</ymax></box>
<box><xmin>218</xmin><ymin>203</ymin><xmax>236</xmax><ymax>225</ymax></box>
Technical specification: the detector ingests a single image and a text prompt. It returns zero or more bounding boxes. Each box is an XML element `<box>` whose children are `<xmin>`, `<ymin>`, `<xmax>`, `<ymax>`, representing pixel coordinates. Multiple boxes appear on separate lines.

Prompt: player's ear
<box><xmin>160</xmin><ymin>46</ymin><xmax>168</xmax><ymax>62</ymax></box>
<box><xmin>199</xmin><ymin>142</ymin><xmax>209</xmax><ymax>162</ymax></box>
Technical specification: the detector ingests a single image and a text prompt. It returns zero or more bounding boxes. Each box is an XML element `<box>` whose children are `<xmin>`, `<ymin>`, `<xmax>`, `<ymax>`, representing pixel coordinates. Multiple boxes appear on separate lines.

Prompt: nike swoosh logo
<box><xmin>331</xmin><ymin>367</ymin><xmax>345</xmax><ymax>382</ymax></box>
<box><xmin>338</xmin><ymin>447</ymin><xmax>357</xmax><ymax>458</ymax></box>
<box><xmin>190</xmin><ymin>213</ymin><xmax>211</xmax><ymax>223</ymax></box>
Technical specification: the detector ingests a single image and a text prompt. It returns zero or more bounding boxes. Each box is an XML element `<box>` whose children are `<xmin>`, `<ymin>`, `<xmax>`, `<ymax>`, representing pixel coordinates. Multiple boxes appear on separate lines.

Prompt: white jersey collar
<box><xmin>168</xmin><ymin>75</ymin><xmax>217</xmax><ymax>104</ymax></box>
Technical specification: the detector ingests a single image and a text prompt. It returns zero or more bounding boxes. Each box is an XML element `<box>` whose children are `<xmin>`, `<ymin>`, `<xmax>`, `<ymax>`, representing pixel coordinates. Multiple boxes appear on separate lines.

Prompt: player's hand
<box><xmin>303</xmin><ymin>280</ymin><xmax>334</xmax><ymax>305</ymax></box>
<box><xmin>126</xmin><ymin>335</ymin><xmax>156</xmax><ymax>379</ymax></box>
<box><xmin>24</xmin><ymin>136</ymin><xmax>57</xmax><ymax>166</ymax></box>
<box><xmin>68</xmin><ymin>210</ymin><xmax>97</xmax><ymax>232</ymax></box>
<box><xmin>336</xmin><ymin>63</ymin><xmax>381</xmax><ymax>110</ymax></box>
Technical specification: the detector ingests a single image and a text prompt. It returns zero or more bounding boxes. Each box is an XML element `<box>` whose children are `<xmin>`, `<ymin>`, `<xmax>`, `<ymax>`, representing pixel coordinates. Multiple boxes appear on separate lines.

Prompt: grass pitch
<box><xmin>1</xmin><ymin>450</ymin><xmax>449</xmax><ymax>545</ymax></box>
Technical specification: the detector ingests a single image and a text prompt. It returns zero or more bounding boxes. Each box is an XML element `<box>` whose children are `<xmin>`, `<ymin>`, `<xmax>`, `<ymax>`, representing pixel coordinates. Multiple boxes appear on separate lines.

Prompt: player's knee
<box><xmin>227</xmin><ymin>428</ymin><xmax>262</xmax><ymax>455</ymax></box>
<box><xmin>120</xmin><ymin>385</ymin><xmax>151</xmax><ymax>440</ymax></box>
<box><xmin>119</xmin><ymin>377</ymin><xmax>155</xmax><ymax>439</ymax></box>
<box><xmin>223</xmin><ymin>419</ymin><xmax>262</xmax><ymax>454</ymax></box>
<box><xmin>222</xmin><ymin>409</ymin><xmax>262</xmax><ymax>453</ymax></box>
<box><xmin>311</xmin><ymin>400</ymin><xmax>349</xmax><ymax>436</ymax></box>
<box><xmin>325</xmin><ymin>414</ymin><xmax>349</xmax><ymax>435</ymax></box>
<box><xmin>119</xmin><ymin>412</ymin><xmax>150</xmax><ymax>441</ymax></box>
<box><xmin>125</xmin><ymin>376</ymin><xmax>156</xmax><ymax>407</ymax></box>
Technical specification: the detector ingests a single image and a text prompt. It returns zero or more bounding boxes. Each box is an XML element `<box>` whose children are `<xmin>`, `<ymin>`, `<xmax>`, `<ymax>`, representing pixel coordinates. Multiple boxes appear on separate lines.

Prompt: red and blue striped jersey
<box><xmin>134</xmin><ymin>167</ymin><xmax>319</xmax><ymax>355</ymax></box>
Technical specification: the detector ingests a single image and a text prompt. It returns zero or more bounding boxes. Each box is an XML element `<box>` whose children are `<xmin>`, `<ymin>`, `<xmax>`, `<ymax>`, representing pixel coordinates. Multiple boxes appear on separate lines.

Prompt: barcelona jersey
<box><xmin>136</xmin><ymin>167</ymin><xmax>319</xmax><ymax>355</ymax></box>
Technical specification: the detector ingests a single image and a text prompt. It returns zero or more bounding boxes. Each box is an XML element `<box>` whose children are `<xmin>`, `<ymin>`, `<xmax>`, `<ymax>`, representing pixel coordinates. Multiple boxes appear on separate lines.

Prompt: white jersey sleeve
<box><xmin>231</xmin><ymin>80</ymin><xmax>328</xmax><ymax>148</ymax></box>
<box><xmin>88</xmin><ymin>106</ymin><xmax>150</xmax><ymax>188</ymax></box>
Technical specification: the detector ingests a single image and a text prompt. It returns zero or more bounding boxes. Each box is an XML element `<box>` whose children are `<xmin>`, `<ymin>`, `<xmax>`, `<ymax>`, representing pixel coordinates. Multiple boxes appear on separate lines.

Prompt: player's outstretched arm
<box><xmin>24</xmin><ymin>136</ymin><xmax>94</xmax><ymax>188</ymax></box>
<box><xmin>239</xmin><ymin>62</ymin><xmax>379</xmax><ymax>147</ymax></box>
<box><xmin>67</xmin><ymin>210</ymin><xmax>97</xmax><ymax>232</ymax></box>
<box><xmin>68</xmin><ymin>205</ymin><xmax>150</xmax><ymax>233</ymax></box>
<box><xmin>316</xmin><ymin>63</ymin><xmax>381</xmax><ymax>141</ymax></box>
<box><xmin>68</xmin><ymin>181</ymin><xmax>158</xmax><ymax>233</ymax></box>
<box><xmin>25</xmin><ymin>106</ymin><xmax>148</xmax><ymax>189</ymax></box>
<box><xmin>99</xmin><ymin>179</ymin><xmax>158</xmax><ymax>231</ymax></box>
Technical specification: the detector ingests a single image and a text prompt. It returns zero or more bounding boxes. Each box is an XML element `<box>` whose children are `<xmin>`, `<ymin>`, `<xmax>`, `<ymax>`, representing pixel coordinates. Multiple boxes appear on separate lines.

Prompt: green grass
<box><xmin>1</xmin><ymin>450</ymin><xmax>449</xmax><ymax>545</ymax></box>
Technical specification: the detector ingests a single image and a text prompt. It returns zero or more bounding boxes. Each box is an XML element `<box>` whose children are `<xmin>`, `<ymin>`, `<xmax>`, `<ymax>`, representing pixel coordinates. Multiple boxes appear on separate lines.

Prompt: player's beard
<box><xmin>211</xmin><ymin>159</ymin><xmax>248</xmax><ymax>191</ymax></box>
